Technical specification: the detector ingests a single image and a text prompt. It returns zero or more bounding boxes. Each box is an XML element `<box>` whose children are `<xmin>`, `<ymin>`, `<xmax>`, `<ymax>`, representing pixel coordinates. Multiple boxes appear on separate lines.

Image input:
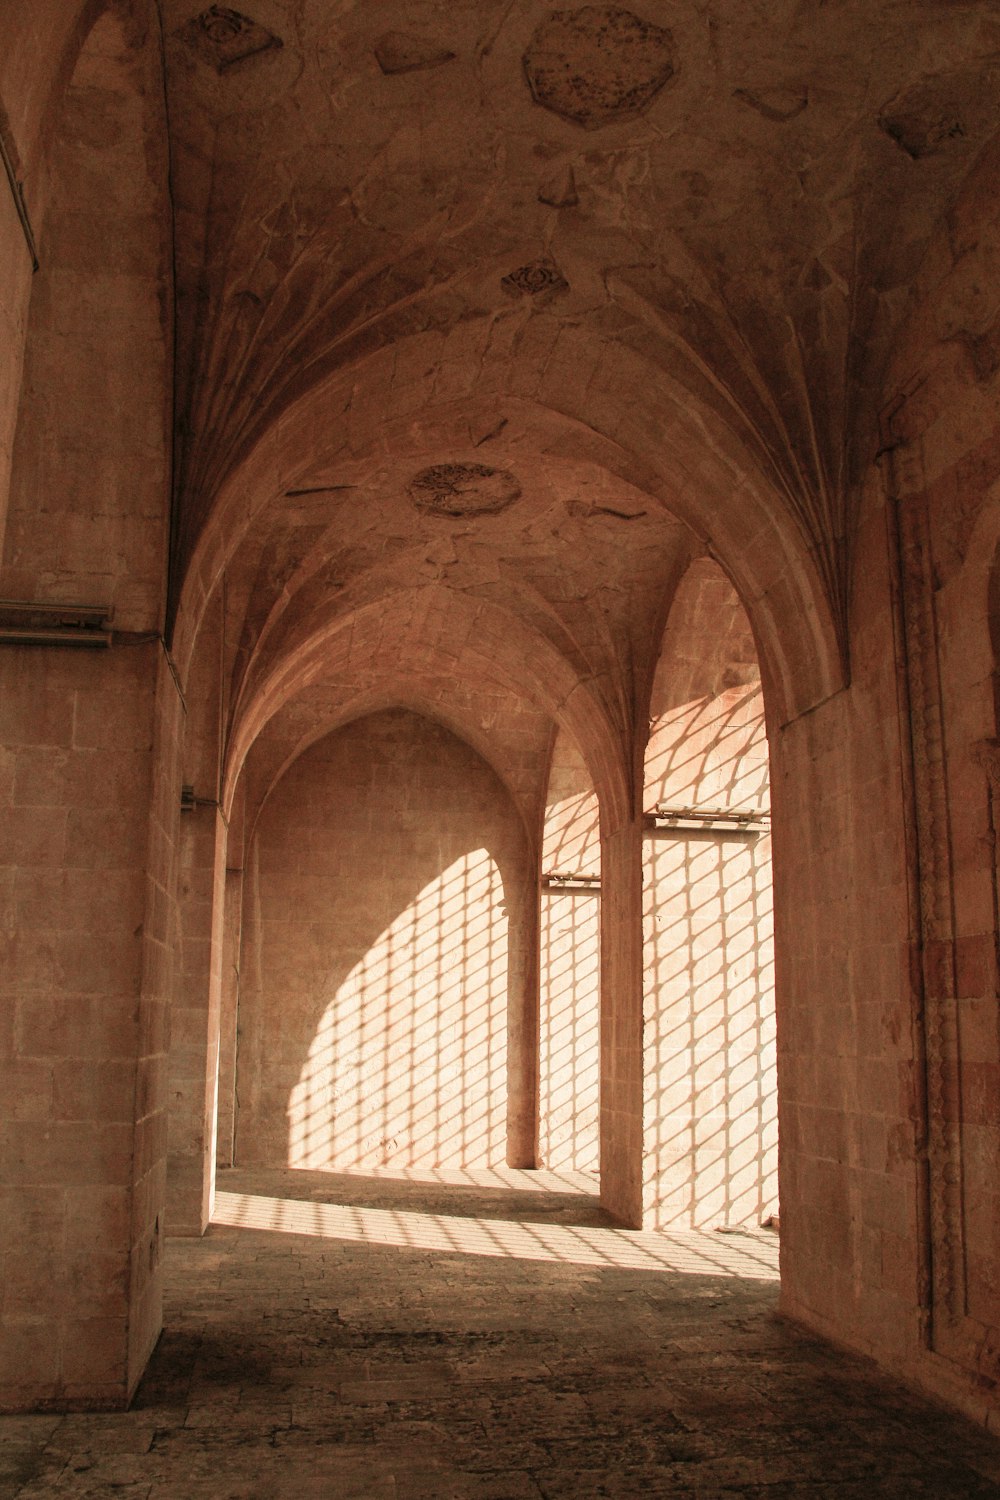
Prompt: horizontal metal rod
<box><xmin>653</xmin><ymin>804</ymin><xmax>770</xmax><ymax>823</ymax></box>
<box><xmin>646</xmin><ymin>805</ymin><xmax>769</xmax><ymax>835</ymax></box>
<box><xmin>543</xmin><ymin>872</ymin><xmax>601</xmax><ymax>890</ymax></box>
<box><xmin>181</xmin><ymin>785</ymin><xmax>221</xmax><ymax>812</ymax></box>
<box><xmin>0</xmin><ymin>600</ymin><xmax>115</xmax><ymax>648</ymax></box>
<box><xmin>0</xmin><ymin>599</ymin><xmax>112</xmax><ymax>621</ymax></box>
<box><xmin>0</xmin><ymin>626</ymin><xmax>112</xmax><ymax>647</ymax></box>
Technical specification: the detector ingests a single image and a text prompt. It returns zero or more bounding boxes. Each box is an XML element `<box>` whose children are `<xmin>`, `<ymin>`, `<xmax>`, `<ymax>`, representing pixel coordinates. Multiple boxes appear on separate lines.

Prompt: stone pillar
<box><xmin>215</xmin><ymin>864</ymin><xmax>245</xmax><ymax>1170</ymax></box>
<box><xmin>166</xmin><ymin>805</ymin><xmax>227</xmax><ymax>1236</ymax></box>
<box><xmin>506</xmin><ymin>840</ymin><xmax>540</xmax><ymax>1169</ymax></box>
<box><xmin>0</xmin><ymin>641</ymin><xmax>181</xmax><ymax>1410</ymax></box>
<box><xmin>599</xmin><ymin>816</ymin><xmax>644</xmax><ymax>1227</ymax></box>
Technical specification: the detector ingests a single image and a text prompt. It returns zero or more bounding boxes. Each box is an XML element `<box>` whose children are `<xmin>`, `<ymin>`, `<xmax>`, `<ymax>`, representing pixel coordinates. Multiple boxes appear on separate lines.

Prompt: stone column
<box><xmin>215</xmin><ymin>864</ymin><xmax>245</xmax><ymax>1170</ymax></box>
<box><xmin>506</xmin><ymin>839</ymin><xmax>540</xmax><ymax>1169</ymax></box>
<box><xmin>598</xmin><ymin>816</ymin><xmax>644</xmax><ymax>1227</ymax></box>
<box><xmin>166</xmin><ymin>804</ymin><xmax>227</xmax><ymax>1236</ymax></box>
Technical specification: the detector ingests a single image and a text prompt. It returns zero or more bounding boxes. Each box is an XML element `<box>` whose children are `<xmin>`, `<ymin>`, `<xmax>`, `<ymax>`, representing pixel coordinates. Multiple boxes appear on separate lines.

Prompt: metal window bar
<box><xmin>646</xmin><ymin>804</ymin><xmax>770</xmax><ymax>833</ymax></box>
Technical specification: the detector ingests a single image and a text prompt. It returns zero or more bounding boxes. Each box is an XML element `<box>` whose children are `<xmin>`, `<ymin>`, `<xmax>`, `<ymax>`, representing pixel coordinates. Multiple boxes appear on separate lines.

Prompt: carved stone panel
<box><xmin>523</xmin><ymin>7</ymin><xmax>675</xmax><ymax>130</ymax></box>
<box><xmin>408</xmin><ymin>464</ymin><xmax>522</xmax><ymax>518</ymax></box>
<box><xmin>179</xmin><ymin>6</ymin><xmax>282</xmax><ymax>71</ymax></box>
<box><xmin>374</xmin><ymin>33</ymin><xmax>456</xmax><ymax>76</ymax></box>
<box><xmin>501</xmin><ymin>260</ymin><xmax>569</xmax><ymax>299</ymax></box>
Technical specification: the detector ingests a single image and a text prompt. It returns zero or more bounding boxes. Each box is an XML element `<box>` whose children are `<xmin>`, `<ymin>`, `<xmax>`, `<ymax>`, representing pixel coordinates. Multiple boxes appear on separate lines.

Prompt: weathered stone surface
<box><xmin>6</xmin><ymin>1169</ymin><xmax>1000</xmax><ymax>1496</ymax></box>
<box><xmin>523</xmin><ymin>7</ymin><xmax>675</xmax><ymax>129</ymax></box>
<box><xmin>879</xmin><ymin>88</ymin><xmax>965</xmax><ymax>157</ymax></box>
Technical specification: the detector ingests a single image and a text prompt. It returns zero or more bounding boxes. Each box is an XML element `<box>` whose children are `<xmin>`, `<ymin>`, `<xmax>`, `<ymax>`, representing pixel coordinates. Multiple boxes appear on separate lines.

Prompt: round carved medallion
<box><xmin>408</xmin><ymin>464</ymin><xmax>522</xmax><ymax>518</ymax></box>
<box><xmin>524</xmin><ymin>7</ymin><xmax>675</xmax><ymax>130</ymax></box>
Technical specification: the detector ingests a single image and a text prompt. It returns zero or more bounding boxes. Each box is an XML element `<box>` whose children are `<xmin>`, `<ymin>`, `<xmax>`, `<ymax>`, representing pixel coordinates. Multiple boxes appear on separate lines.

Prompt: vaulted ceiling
<box><xmin>150</xmin><ymin>0</ymin><xmax>1000</xmax><ymax>812</ymax></box>
<box><xmin>14</xmin><ymin>1</ymin><xmax>1000</xmax><ymax>816</ymax></box>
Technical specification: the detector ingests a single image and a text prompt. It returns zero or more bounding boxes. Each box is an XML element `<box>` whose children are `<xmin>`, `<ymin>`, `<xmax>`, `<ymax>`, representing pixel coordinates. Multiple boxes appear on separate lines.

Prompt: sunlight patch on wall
<box><xmin>287</xmin><ymin>848</ymin><xmax>508</xmax><ymax>1170</ymax></box>
<box><xmin>642</xmin><ymin>651</ymin><xmax>777</xmax><ymax>1230</ymax></box>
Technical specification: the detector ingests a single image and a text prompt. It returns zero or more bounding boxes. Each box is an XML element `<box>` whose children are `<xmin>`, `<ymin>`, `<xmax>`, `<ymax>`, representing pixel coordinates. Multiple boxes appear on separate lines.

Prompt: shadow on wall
<box><xmin>642</xmin><ymin>560</ymin><xmax>778</xmax><ymax>1231</ymax></box>
<box><xmin>232</xmin><ymin>710</ymin><xmax>531</xmax><ymax>1172</ymax></box>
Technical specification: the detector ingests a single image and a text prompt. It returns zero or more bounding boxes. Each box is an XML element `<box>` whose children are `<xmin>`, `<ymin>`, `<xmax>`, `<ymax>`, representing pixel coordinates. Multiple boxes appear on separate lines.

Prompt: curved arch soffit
<box><xmin>222</xmin><ymin>584</ymin><xmax>630</xmax><ymax>832</ymax></box>
<box><xmin>174</xmin><ymin>329</ymin><xmax>846</xmax><ymax>729</ymax></box>
<box><xmin>646</xmin><ymin>553</ymin><xmax>761</xmax><ymax>704</ymax></box>
<box><xmin>227</xmin><ymin>541</ymin><xmax>612</xmax><ymax>743</ymax></box>
<box><xmin>235</xmin><ymin>685</ymin><xmax>543</xmax><ymax>853</ymax></box>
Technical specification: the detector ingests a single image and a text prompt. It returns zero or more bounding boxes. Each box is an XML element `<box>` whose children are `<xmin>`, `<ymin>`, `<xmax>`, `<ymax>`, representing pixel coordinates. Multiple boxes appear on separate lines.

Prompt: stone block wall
<box><xmin>0</xmin><ymin>642</ymin><xmax>180</xmax><ymax>1408</ymax></box>
<box><xmin>0</xmin><ymin>0</ymin><xmax>174</xmax><ymax>1408</ymax></box>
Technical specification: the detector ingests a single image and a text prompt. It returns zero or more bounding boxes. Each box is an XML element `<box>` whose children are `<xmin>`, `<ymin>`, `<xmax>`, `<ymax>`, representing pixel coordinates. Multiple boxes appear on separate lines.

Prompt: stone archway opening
<box><xmin>641</xmin><ymin>559</ymin><xmax>778</xmax><ymax>1232</ymax></box>
<box><xmin>231</xmin><ymin>708</ymin><xmax>535</xmax><ymax>1176</ymax></box>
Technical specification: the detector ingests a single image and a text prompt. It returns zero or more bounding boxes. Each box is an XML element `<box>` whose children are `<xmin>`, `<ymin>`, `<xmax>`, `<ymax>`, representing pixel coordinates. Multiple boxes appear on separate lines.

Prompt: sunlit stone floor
<box><xmin>4</xmin><ymin>1166</ymin><xmax>1000</xmax><ymax>1498</ymax></box>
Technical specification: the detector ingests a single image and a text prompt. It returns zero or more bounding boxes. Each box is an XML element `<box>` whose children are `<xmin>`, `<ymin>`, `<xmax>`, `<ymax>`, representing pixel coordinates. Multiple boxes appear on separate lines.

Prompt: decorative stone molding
<box><xmin>733</xmin><ymin>86</ymin><xmax>808</xmax><ymax>124</ymax></box>
<box><xmin>523</xmin><ymin>7</ymin><xmax>675</xmax><ymax>130</ymax></box>
<box><xmin>179</xmin><ymin>7</ymin><xmax>282</xmax><ymax>71</ymax></box>
<box><xmin>408</xmin><ymin>464</ymin><xmax>522</xmax><ymax>518</ymax></box>
<box><xmin>501</xmin><ymin>260</ymin><xmax>569</xmax><ymax>299</ymax></box>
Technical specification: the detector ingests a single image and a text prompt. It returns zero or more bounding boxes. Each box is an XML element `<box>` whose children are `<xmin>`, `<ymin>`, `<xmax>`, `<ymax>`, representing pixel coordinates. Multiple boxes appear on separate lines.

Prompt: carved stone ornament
<box><xmin>523</xmin><ymin>7</ymin><xmax>675</xmax><ymax>130</ymax></box>
<box><xmin>408</xmin><ymin>464</ymin><xmax>522</xmax><ymax>518</ymax></box>
<box><xmin>501</xmin><ymin>260</ymin><xmax>569</xmax><ymax>298</ymax></box>
<box><xmin>180</xmin><ymin>6</ymin><xmax>283</xmax><ymax>71</ymax></box>
<box><xmin>374</xmin><ymin>32</ymin><xmax>456</xmax><ymax>75</ymax></box>
<box><xmin>733</xmin><ymin>86</ymin><xmax>808</xmax><ymax>123</ymax></box>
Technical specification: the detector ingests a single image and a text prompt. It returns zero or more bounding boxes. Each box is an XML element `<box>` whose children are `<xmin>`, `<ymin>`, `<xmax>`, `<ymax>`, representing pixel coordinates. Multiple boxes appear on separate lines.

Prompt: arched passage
<box><xmin>232</xmin><ymin>708</ymin><xmax>535</xmax><ymax>1172</ymax></box>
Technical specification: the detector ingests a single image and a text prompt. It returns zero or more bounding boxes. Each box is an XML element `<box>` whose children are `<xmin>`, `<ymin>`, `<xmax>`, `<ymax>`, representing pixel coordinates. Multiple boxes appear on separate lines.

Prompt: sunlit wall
<box><xmin>539</xmin><ymin>728</ymin><xmax>600</xmax><ymax>1172</ymax></box>
<box><xmin>234</xmin><ymin>710</ymin><xmax>530</xmax><ymax>1170</ymax></box>
<box><xmin>642</xmin><ymin>560</ymin><xmax>778</xmax><ymax>1229</ymax></box>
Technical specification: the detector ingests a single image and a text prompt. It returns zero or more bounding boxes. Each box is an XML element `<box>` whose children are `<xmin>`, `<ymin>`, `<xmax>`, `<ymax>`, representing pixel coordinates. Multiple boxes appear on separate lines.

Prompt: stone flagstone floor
<box><xmin>3</xmin><ymin>1166</ymin><xmax>1000</xmax><ymax>1498</ymax></box>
